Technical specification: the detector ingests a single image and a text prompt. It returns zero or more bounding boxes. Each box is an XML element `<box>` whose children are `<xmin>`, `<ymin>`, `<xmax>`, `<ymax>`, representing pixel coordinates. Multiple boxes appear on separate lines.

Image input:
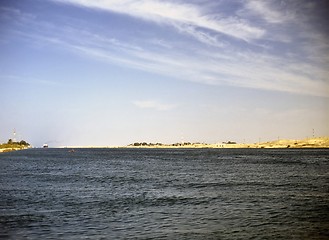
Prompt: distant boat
<box><xmin>43</xmin><ymin>144</ymin><xmax>48</xmax><ymax>148</ymax></box>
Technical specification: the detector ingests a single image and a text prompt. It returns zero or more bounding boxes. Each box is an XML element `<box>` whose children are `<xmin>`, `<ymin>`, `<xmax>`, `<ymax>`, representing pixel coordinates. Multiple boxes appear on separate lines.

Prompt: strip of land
<box><xmin>2</xmin><ymin>137</ymin><xmax>328</xmax><ymax>151</ymax></box>
<box><xmin>0</xmin><ymin>141</ymin><xmax>31</xmax><ymax>153</ymax></box>
<box><xmin>126</xmin><ymin>137</ymin><xmax>329</xmax><ymax>149</ymax></box>
<box><xmin>213</xmin><ymin>137</ymin><xmax>329</xmax><ymax>148</ymax></box>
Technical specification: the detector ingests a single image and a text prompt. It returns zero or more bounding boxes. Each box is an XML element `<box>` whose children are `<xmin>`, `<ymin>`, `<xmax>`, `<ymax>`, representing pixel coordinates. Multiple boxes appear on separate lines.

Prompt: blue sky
<box><xmin>1</xmin><ymin>0</ymin><xmax>328</xmax><ymax>147</ymax></box>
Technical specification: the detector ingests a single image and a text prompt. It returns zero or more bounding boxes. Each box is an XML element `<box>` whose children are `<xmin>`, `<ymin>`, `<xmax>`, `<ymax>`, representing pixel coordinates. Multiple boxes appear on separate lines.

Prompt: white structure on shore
<box><xmin>13</xmin><ymin>129</ymin><xmax>16</xmax><ymax>142</ymax></box>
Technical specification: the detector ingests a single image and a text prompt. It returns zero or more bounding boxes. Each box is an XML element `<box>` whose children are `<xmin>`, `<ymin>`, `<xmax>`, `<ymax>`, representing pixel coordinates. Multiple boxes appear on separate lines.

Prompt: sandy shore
<box><xmin>126</xmin><ymin>137</ymin><xmax>329</xmax><ymax>149</ymax></box>
<box><xmin>209</xmin><ymin>137</ymin><xmax>329</xmax><ymax>148</ymax></box>
<box><xmin>3</xmin><ymin>137</ymin><xmax>327</xmax><ymax>151</ymax></box>
<box><xmin>0</xmin><ymin>146</ymin><xmax>31</xmax><ymax>153</ymax></box>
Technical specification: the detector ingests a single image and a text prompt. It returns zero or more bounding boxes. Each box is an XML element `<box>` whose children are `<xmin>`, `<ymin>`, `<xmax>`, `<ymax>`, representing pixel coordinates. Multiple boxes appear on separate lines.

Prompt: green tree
<box><xmin>19</xmin><ymin>140</ymin><xmax>29</xmax><ymax>146</ymax></box>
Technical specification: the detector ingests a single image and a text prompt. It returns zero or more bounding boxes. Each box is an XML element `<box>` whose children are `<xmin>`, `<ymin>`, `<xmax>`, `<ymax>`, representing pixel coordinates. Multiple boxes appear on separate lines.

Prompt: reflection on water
<box><xmin>0</xmin><ymin>148</ymin><xmax>328</xmax><ymax>239</ymax></box>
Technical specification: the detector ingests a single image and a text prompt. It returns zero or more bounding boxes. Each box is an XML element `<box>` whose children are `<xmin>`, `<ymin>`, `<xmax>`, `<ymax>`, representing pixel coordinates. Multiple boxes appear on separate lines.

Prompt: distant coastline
<box><xmin>2</xmin><ymin>137</ymin><xmax>328</xmax><ymax>152</ymax></box>
<box><xmin>60</xmin><ymin>137</ymin><xmax>329</xmax><ymax>149</ymax></box>
<box><xmin>0</xmin><ymin>140</ymin><xmax>31</xmax><ymax>153</ymax></box>
<box><xmin>125</xmin><ymin>137</ymin><xmax>329</xmax><ymax>149</ymax></box>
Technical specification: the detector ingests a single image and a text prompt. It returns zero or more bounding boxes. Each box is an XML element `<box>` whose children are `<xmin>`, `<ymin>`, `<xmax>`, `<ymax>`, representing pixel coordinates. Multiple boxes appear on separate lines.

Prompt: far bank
<box><xmin>125</xmin><ymin>137</ymin><xmax>329</xmax><ymax>149</ymax></box>
<box><xmin>0</xmin><ymin>139</ymin><xmax>31</xmax><ymax>153</ymax></box>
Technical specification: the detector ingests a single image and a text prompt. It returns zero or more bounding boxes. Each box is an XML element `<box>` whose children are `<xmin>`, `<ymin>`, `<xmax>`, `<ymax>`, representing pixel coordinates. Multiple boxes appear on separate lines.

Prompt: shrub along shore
<box><xmin>0</xmin><ymin>139</ymin><xmax>31</xmax><ymax>153</ymax></box>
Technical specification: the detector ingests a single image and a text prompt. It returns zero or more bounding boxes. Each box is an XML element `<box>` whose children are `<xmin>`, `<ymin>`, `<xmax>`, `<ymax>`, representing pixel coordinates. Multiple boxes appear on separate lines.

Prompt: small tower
<box><xmin>13</xmin><ymin>129</ymin><xmax>16</xmax><ymax>142</ymax></box>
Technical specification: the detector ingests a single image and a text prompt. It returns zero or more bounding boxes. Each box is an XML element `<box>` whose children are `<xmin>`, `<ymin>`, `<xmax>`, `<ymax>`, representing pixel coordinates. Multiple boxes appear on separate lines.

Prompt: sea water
<box><xmin>0</xmin><ymin>148</ymin><xmax>328</xmax><ymax>239</ymax></box>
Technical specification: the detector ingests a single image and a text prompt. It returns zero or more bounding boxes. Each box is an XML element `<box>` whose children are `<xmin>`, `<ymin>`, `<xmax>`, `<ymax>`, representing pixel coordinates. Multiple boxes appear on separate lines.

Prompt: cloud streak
<box><xmin>133</xmin><ymin>100</ymin><xmax>176</xmax><ymax>111</ymax></box>
<box><xmin>244</xmin><ymin>0</ymin><xmax>293</xmax><ymax>24</ymax></box>
<box><xmin>52</xmin><ymin>0</ymin><xmax>265</xmax><ymax>42</ymax></box>
<box><xmin>0</xmin><ymin>75</ymin><xmax>60</xmax><ymax>87</ymax></box>
<box><xmin>12</xmin><ymin>14</ymin><xmax>329</xmax><ymax>97</ymax></box>
<box><xmin>3</xmin><ymin>1</ymin><xmax>328</xmax><ymax>97</ymax></box>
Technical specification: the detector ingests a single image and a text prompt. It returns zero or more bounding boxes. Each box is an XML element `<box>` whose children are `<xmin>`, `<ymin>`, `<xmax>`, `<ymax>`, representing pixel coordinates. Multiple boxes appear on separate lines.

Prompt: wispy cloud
<box><xmin>12</xmin><ymin>16</ymin><xmax>328</xmax><ymax>97</ymax></box>
<box><xmin>0</xmin><ymin>75</ymin><xmax>60</xmax><ymax>87</ymax></box>
<box><xmin>243</xmin><ymin>0</ymin><xmax>294</xmax><ymax>24</ymax></box>
<box><xmin>133</xmin><ymin>100</ymin><xmax>176</xmax><ymax>111</ymax></box>
<box><xmin>173</xmin><ymin>23</ymin><xmax>225</xmax><ymax>48</ymax></box>
<box><xmin>52</xmin><ymin>0</ymin><xmax>265</xmax><ymax>42</ymax></box>
<box><xmin>0</xmin><ymin>6</ymin><xmax>36</xmax><ymax>22</ymax></box>
<box><xmin>3</xmin><ymin>2</ymin><xmax>328</xmax><ymax>98</ymax></box>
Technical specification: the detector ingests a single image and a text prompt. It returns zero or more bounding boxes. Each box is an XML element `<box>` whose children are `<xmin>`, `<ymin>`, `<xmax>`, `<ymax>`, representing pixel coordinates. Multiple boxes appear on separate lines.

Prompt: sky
<box><xmin>0</xmin><ymin>0</ymin><xmax>328</xmax><ymax>147</ymax></box>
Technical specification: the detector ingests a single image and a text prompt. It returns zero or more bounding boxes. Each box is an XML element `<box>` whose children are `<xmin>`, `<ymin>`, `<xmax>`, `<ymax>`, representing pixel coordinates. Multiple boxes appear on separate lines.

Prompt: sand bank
<box><xmin>126</xmin><ymin>137</ymin><xmax>329</xmax><ymax>149</ymax></box>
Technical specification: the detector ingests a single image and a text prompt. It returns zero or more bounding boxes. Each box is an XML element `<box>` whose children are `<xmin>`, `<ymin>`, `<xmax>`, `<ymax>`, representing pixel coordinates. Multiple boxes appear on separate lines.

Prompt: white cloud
<box><xmin>173</xmin><ymin>23</ymin><xmax>225</xmax><ymax>48</ymax></box>
<box><xmin>52</xmin><ymin>0</ymin><xmax>265</xmax><ymax>41</ymax></box>
<box><xmin>22</xmin><ymin>24</ymin><xmax>328</xmax><ymax>97</ymax></box>
<box><xmin>8</xmin><ymin>2</ymin><xmax>328</xmax><ymax>98</ymax></box>
<box><xmin>244</xmin><ymin>0</ymin><xmax>293</xmax><ymax>24</ymax></box>
<box><xmin>133</xmin><ymin>100</ymin><xmax>176</xmax><ymax>111</ymax></box>
<box><xmin>25</xmin><ymin>23</ymin><xmax>329</xmax><ymax>97</ymax></box>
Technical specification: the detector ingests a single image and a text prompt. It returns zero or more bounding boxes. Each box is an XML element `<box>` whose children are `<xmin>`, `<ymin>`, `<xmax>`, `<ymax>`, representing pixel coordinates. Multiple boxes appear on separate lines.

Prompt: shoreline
<box><xmin>122</xmin><ymin>137</ymin><xmax>329</xmax><ymax>149</ymax></box>
<box><xmin>2</xmin><ymin>137</ymin><xmax>328</xmax><ymax>151</ymax></box>
<box><xmin>0</xmin><ymin>146</ymin><xmax>31</xmax><ymax>153</ymax></box>
<box><xmin>63</xmin><ymin>137</ymin><xmax>329</xmax><ymax>149</ymax></box>
<box><xmin>126</xmin><ymin>137</ymin><xmax>329</xmax><ymax>149</ymax></box>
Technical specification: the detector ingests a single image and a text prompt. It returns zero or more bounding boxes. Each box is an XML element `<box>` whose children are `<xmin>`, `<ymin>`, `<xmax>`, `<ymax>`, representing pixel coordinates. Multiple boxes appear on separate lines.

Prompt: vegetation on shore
<box><xmin>127</xmin><ymin>137</ymin><xmax>329</xmax><ymax>149</ymax></box>
<box><xmin>128</xmin><ymin>142</ymin><xmax>205</xmax><ymax>147</ymax></box>
<box><xmin>2</xmin><ymin>137</ymin><xmax>328</xmax><ymax>151</ymax></box>
<box><xmin>0</xmin><ymin>139</ymin><xmax>31</xmax><ymax>153</ymax></box>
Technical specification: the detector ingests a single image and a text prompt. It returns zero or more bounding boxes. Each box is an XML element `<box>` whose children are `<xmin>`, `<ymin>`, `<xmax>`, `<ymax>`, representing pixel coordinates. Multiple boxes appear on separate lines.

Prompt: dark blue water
<box><xmin>0</xmin><ymin>148</ymin><xmax>328</xmax><ymax>239</ymax></box>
